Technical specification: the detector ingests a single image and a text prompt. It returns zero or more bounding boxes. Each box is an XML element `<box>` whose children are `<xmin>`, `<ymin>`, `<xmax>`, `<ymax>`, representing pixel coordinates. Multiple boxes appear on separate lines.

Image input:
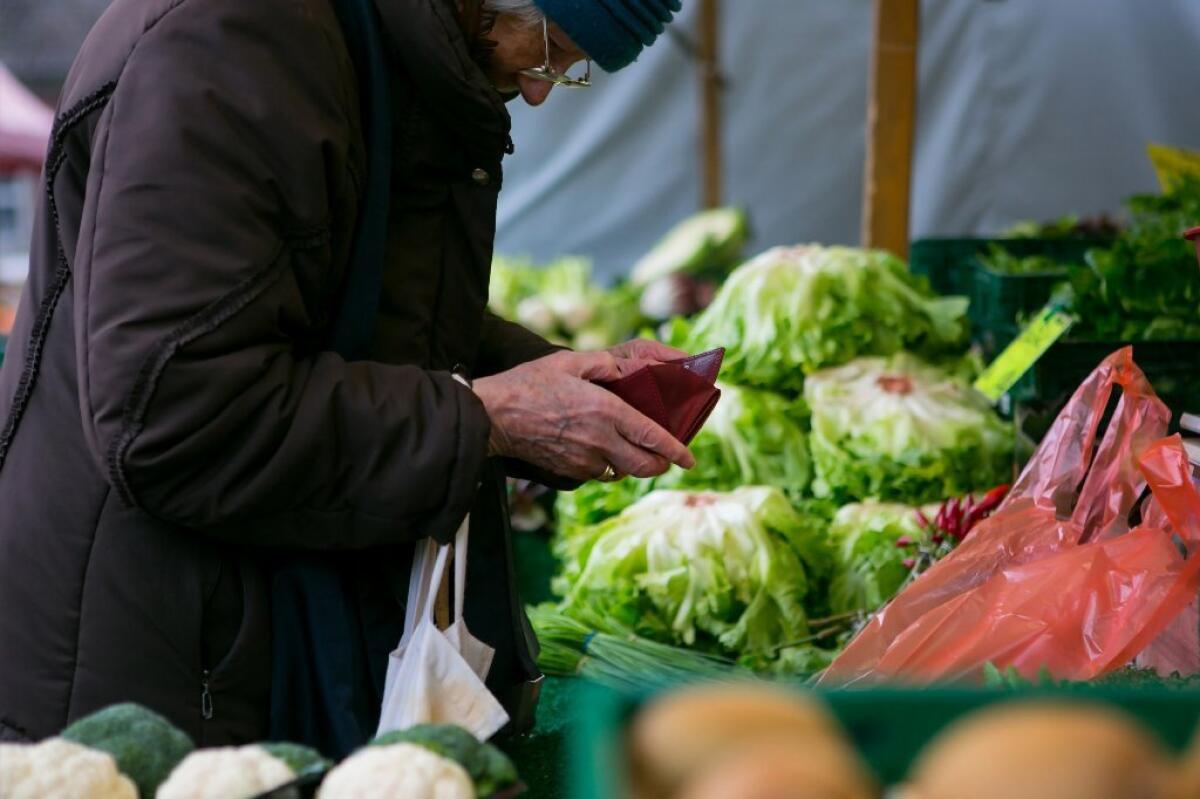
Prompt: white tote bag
<box><xmin>376</xmin><ymin>517</ymin><xmax>510</xmax><ymax>740</ymax></box>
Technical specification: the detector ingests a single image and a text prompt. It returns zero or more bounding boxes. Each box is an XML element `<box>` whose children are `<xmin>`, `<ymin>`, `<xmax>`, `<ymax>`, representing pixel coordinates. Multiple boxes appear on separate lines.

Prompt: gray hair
<box><xmin>483</xmin><ymin>0</ymin><xmax>545</xmax><ymax>26</ymax></box>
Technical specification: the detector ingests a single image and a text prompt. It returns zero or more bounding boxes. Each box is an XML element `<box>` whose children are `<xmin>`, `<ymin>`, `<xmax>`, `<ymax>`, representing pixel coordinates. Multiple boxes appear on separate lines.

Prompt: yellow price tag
<box><xmin>974</xmin><ymin>307</ymin><xmax>1075</xmax><ymax>402</ymax></box>
<box><xmin>1147</xmin><ymin>143</ymin><xmax>1200</xmax><ymax>191</ymax></box>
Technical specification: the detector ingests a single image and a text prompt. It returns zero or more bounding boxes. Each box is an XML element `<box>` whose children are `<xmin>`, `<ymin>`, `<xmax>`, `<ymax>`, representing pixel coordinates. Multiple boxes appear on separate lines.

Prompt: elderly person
<box><xmin>0</xmin><ymin>0</ymin><xmax>686</xmax><ymax>752</ymax></box>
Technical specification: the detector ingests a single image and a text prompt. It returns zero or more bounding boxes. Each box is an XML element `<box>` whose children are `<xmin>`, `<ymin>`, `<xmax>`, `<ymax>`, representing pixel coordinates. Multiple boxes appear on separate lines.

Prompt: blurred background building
<box><xmin>0</xmin><ymin>0</ymin><xmax>108</xmax><ymax>100</ymax></box>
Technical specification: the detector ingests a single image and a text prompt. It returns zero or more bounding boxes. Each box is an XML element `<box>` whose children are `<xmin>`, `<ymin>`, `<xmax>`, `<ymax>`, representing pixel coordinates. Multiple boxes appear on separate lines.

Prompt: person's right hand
<box><xmin>472</xmin><ymin>350</ymin><xmax>696</xmax><ymax>482</ymax></box>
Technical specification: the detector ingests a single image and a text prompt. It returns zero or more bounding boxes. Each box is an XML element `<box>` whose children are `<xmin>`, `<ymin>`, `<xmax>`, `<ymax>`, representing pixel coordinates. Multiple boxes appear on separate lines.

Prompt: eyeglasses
<box><xmin>519</xmin><ymin>18</ymin><xmax>591</xmax><ymax>88</ymax></box>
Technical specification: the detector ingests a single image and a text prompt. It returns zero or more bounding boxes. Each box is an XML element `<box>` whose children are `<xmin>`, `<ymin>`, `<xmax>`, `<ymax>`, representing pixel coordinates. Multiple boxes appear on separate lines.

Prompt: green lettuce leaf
<box><xmin>631</xmin><ymin>207</ymin><xmax>751</xmax><ymax>286</ymax></box>
<box><xmin>553</xmin><ymin>382</ymin><xmax>812</xmax><ymax>535</ymax></box>
<box><xmin>554</xmin><ymin>476</ymin><xmax>653</xmax><ymax>540</ymax></box>
<box><xmin>826</xmin><ymin>501</ymin><xmax>931</xmax><ymax>616</ymax></box>
<box><xmin>677</xmin><ymin>245</ymin><xmax>969</xmax><ymax>394</ymax></box>
<box><xmin>1062</xmin><ymin>177</ymin><xmax>1200</xmax><ymax>340</ymax></box>
<box><xmin>553</xmin><ymin>487</ymin><xmax>828</xmax><ymax>661</ymax></box>
<box><xmin>488</xmin><ymin>254</ymin><xmax>646</xmax><ymax>349</ymax></box>
<box><xmin>672</xmin><ymin>382</ymin><xmax>811</xmax><ymax>496</ymax></box>
<box><xmin>805</xmin><ymin>352</ymin><xmax>1012</xmax><ymax>505</ymax></box>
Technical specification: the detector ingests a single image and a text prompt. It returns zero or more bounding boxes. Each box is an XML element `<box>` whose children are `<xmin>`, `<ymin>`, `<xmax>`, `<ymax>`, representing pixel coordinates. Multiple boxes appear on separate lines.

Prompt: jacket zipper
<box><xmin>201</xmin><ymin>670</ymin><xmax>214</xmax><ymax>721</ymax></box>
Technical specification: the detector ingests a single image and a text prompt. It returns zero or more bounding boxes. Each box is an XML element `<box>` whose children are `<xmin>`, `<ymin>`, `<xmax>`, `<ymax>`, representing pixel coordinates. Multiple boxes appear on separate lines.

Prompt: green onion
<box><xmin>528</xmin><ymin>606</ymin><xmax>743</xmax><ymax>689</ymax></box>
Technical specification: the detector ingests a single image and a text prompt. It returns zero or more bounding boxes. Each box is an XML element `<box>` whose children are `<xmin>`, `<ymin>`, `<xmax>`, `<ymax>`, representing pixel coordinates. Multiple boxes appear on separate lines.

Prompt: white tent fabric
<box><xmin>496</xmin><ymin>0</ymin><xmax>1200</xmax><ymax>283</ymax></box>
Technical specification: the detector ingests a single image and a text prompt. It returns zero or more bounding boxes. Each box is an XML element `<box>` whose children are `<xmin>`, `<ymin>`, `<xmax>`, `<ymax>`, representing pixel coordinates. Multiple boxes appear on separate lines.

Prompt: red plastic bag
<box><xmin>821</xmin><ymin>347</ymin><xmax>1200</xmax><ymax>686</ymax></box>
<box><xmin>1135</xmin><ymin>596</ymin><xmax>1200</xmax><ymax>676</ymax></box>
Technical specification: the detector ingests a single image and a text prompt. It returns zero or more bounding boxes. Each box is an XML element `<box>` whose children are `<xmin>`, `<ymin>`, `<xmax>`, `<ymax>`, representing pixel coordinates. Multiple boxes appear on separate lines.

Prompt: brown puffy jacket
<box><xmin>0</xmin><ymin>0</ymin><xmax>554</xmax><ymax>744</ymax></box>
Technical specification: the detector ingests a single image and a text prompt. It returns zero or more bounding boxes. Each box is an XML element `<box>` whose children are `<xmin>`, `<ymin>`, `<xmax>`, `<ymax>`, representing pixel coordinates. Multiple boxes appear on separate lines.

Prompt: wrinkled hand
<box><xmin>473</xmin><ymin>348</ymin><xmax>696</xmax><ymax>481</ymax></box>
<box><xmin>606</xmin><ymin>338</ymin><xmax>688</xmax><ymax>363</ymax></box>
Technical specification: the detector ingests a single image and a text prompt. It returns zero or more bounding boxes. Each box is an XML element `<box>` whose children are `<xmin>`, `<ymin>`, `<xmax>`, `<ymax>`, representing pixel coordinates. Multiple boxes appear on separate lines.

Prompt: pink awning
<box><xmin>0</xmin><ymin>62</ymin><xmax>54</xmax><ymax>174</ymax></box>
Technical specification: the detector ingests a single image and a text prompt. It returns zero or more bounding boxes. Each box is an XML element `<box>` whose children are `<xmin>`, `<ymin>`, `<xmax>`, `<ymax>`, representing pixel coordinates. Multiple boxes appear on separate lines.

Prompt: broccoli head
<box><xmin>61</xmin><ymin>702</ymin><xmax>194</xmax><ymax>797</ymax></box>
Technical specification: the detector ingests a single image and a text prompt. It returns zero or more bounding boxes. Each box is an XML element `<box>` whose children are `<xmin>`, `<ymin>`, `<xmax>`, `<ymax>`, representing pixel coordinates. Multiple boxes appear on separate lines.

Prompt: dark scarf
<box><xmin>268</xmin><ymin>0</ymin><xmax>528</xmax><ymax>759</ymax></box>
<box><xmin>267</xmin><ymin>0</ymin><xmax>396</xmax><ymax>757</ymax></box>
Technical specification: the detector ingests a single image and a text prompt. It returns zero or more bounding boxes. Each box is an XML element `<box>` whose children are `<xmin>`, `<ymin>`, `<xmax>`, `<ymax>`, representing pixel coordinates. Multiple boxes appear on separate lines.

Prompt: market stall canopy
<box><xmin>0</xmin><ymin>62</ymin><xmax>53</xmax><ymax>174</ymax></box>
<box><xmin>498</xmin><ymin>0</ymin><xmax>1200</xmax><ymax>282</ymax></box>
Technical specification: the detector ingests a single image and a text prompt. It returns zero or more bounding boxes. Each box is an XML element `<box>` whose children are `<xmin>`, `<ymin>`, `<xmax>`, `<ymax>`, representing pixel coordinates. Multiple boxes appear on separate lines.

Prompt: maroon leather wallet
<box><xmin>597</xmin><ymin>348</ymin><xmax>724</xmax><ymax>445</ymax></box>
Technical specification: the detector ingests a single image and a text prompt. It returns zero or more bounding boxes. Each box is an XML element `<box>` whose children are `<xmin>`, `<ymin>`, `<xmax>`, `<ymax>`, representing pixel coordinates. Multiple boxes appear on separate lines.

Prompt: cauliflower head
<box><xmin>317</xmin><ymin>742</ymin><xmax>474</xmax><ymax>799</ymax></box>
<box><xmin>155</xmin><ymin>745</ymin><xmax>294</xmax><ymax>799</ymax></box>
<box><xmin>371</xmin><ymin>723</ymin><xmax>518</xmax><ymax>797</ymax></box>
<box><xmin>0</xmin><ymin>737</ymin><xmax>137</xmax><ymax>799</ymax></box>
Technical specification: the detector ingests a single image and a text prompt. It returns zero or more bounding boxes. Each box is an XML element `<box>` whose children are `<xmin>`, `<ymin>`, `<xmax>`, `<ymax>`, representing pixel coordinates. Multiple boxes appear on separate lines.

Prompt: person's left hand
<box><xmin>606</xmin><ymin>339</ymin><xmax>688</xmax><ymax>364</ymax></box>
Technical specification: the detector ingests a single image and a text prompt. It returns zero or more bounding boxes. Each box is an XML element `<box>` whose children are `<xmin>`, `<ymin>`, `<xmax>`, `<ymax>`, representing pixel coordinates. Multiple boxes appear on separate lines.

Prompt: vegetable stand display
<box><xmin>501</xmin><ymin>186</ymin><xmax>1200</xmax><ymax>795</ymax></box>
<box><xmin>535</xmin><ymin>240</ymin><xmax>1016</xmax><ymax>682</ymax></box>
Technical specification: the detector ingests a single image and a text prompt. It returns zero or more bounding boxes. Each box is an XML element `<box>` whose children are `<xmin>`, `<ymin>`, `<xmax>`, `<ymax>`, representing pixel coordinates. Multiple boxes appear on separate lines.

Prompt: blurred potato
<box><xmin>1175</xmin><ymin>720</ymin><xmax>1200</xmax><ymax>798</ymax></box>
<box><xmin>628</xmin><ymin>682</ymin><xmax>866</xmax><ymax>798</ymax></box>
<box><xmin>904</xmin><ymin>702</ymin><xmax>1180</xmax><ymax>799</ymax></box>
<box><xmin>677</xmin><ymin>736</ymin><xmax>877</xmax><ymax>799</ymax></box>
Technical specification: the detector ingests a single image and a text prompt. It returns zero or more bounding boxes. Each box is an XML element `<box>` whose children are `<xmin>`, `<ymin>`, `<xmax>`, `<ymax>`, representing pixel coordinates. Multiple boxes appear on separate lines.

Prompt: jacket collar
<box><xmin>371</xmin><ymin>0</ymin><xmax>512</xmax><ymax>166</ymax></box>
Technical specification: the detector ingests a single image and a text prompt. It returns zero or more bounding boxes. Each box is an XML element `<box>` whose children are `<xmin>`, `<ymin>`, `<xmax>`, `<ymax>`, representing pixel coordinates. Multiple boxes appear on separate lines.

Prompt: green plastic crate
<box><xmin>570</xmin><ymin>682</ymin><xmax>1200</xmax><ymax>799</ymax></box>
<box><xmin>909</xmin><ymin>238</ymin><xmax>1115</xmax><ymax>362</ymax></box>
<box><xmin>968</xmin><ymin>238</ymin><xmax>1108</xmax><ymax>343</ymax></box>
<box><xmin>1012</xmin><ymin>340</ymin><xmax>1200</xmax><ymax>403</ymax></box>
<box><xmin>970</xmin><ymin>262</ymin><xmax>1066</xmax><ymax>349</ymax></box>
<box><xmin>908</xmin><ymin>237</ymin><xmax>1106</xmax><ymax>304</ymax></box>
<box><xmin>1000</xmin><ymin>340</ymin><xmax>1200</xmax><ymax>442</ymax></box>
<box><xmin>908</xmin><ymin>238</ymin><xmax>982</xmax><ymax>297</ymax></box>
<box><xmin>974</xmin><ymin>337</ymin><xmax>1200</xmax><ymax>440</ymax></box>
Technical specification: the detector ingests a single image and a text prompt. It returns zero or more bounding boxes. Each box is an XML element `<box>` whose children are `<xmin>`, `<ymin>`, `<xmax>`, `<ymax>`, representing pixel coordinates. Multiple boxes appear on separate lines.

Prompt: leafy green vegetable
<box><xmin>631</xmin><ymin>207</ymin><xmax>750</xmax><ymax>287</ymax></box>
<box><xmin>982</xmin><ymin>662</ymin><xmax>1200</xmax><ymax>690</ymax></box>
<box><xmin>1000</xmin><ymin>214</ymin><xmax>1121</xmax><ymax>240</ymax></box>
<box><xmin>526</xmin><ymin>605</ymin><xmax>593</xmax><ymax>676</ymax></box>
<box><xmin>553</xmin><ymin>488</ymin><xmax>830</xmax><ymax>663</ymax></box>
<box><xmin>1093</xmin><ymin>667</ymin><xmax>1200</xmax><ymax>690</ymax></box>
<box><xmin>764</xmin><ymin>643</ymin><xmax>842</xmax><ymax>677</ymax></box>
<box><xmin>554</xmin><ymin>475</ymin><xmax>653</xmax><ymax>540</ymax></box>
<box><xmin>257</xmin><ymin>742</ymin><xmax>331</xmax><ymax>777</ymax></box>
<box><xmin>1059</xmin><ymin>177</ymin><xmax>1200</xmax><ymax>341</ymax></box>
<box><xmin>371</xmin><ymin>724</ymin><xmax>517</xmax><ymax>797</ymax></box>
<box><xmin>981</xmin><ymin>662</ymin><xmax>1056</xmax><ymax>688</ymax></box>
<box><xmin>805</xmin><ymin>353</ymin><xmax>1012</xmax><ymax>505</ymax></box>
<box><xmin>488</xmin><ymin>254</ymin><xmax>645</xmax><ymax>349</ymax></box>
<box><xmin>61</xmin><ymin>702</ymin><xmax>195</xmax><ymax>798</ymax></box>
<box><xmin>827</xmin><ymin>501</ymin><xmax>931</xmax><ymax>616</ymax></box>
<box><xmin>527</xmin><ymin>605</ymin><xmax>743</xmax><ymax>688</ymax></box>
<box><xmin>676</xmin><ymin>382</ymin><xmax>812</xmax><ymax>496</ymax></box>
<box><xmin>977</xmin><ymin>243</ymin><xmax>1071</xmax><ymax>276</ymax></box>
<box><xmin>675</xmin><ymin>246</ymin><xmax>969</xmax><ymax>394</ymax></box>
<box><xmin>578</xmin><ymin>280</ymin><xmax>646</xmax><ymax>350</ymax></box>
<box><xmin>554</xmin><ymin>381</ymin><xmax>813</xmax><ymax>537</ymax></box>
<box><xmin>1000</xmin><ymin>215</ymin><xmax>1084</xmax><ymax>240</ymax></box>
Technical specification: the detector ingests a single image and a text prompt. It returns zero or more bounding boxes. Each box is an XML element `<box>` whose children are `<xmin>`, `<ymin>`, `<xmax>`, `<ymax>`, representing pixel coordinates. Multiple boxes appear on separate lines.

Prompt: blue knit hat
<box><xmin>532</xmin><ymin>0</ymin><xmax>683</xmax><ymax>73</ymax></box>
